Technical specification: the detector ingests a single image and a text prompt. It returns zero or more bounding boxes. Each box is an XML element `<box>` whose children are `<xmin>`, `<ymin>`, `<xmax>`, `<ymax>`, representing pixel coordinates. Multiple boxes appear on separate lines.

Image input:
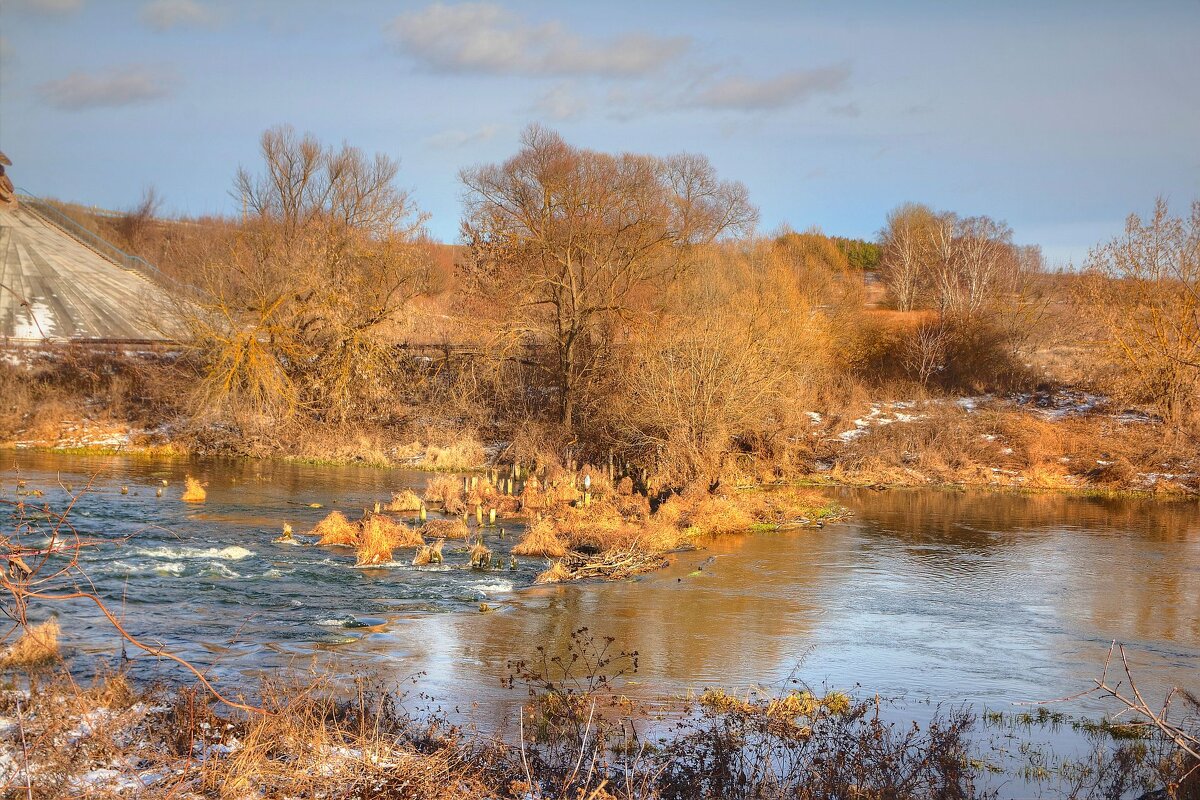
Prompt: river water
<box><xmin>5</xmin><ymin>451</ymin><xmax>1199</xmax><ymax>776</ymax></box>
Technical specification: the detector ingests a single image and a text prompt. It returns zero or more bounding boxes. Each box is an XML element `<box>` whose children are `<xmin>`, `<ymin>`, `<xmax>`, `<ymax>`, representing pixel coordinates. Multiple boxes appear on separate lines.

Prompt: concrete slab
<box><xmin>0</xmin><ymin>206</ymin><xmax>182</xmax><ymax>342</ymax></box>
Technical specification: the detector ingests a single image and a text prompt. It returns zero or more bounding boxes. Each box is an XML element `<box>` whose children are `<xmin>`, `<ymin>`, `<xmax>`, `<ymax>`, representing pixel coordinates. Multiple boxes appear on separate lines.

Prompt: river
<box><xmin>4</xmin><ymin>450</ymin><xmax>1199</xmax><ymax>784</ymax></box>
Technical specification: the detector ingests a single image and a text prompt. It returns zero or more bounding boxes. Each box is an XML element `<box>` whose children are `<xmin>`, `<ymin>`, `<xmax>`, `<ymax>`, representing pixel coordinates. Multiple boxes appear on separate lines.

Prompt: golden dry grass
<box><xmin>0</xmin><ymin>619</ymin><xmax>61</xmax><ymax>668</ymax></box>
<box><xmin>412</xmin><ymin>538</ymin><xmax>445</xmax><ymax>566</ymax></box>
<box><xmin>468</xmin><ymin>541</ymin><xmax>492</xmax><ymax>569</ymax></box>
<box><xmin>511</xmin><ymin>517</ymin><xmax>569</xmax><ymax>557</ymax></box>
<box><xmin>420</xmin><ymin>518</ymin><xmax>470</xmax><ymax>540</ymax></box>
<box><xmin>419</xmin><ymin>436</ymin><xmax>486</xmax><ymax>471</ymax></box>
<box><xmin>313</xmin><ymin>510</ymin><xmax>359</xmax><ymax>546</ymax></box>
<box><xmin>385</xmin><ymin>488</ymin><xmax>423</xmax><ymax>513</ymax></box>
<box><xmin>534</xmin><ymin>559</ymin><xmax>572</xmax><ymax>584</ymax></box>
<box><xmin>356</xmin><ymin>516</ymin><xmax>395</xmax><ymax>566</ymax></box>
<box><xmin>181</xmin><ymin>475</ymin><xmax>206</xmax><ymax>503</ymax></box>
<box><xmin>423</xmin><ymin>474</ymin><xmax>464</xmax><ymax>514</ymax></box>
<box><xmin>356</xmin><ymin>515</ymin><xmax>423</xmax><ymax>565</ymax></box>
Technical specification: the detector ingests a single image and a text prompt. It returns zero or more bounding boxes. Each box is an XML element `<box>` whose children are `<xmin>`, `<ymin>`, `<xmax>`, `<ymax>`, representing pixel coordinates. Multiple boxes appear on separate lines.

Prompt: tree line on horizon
<box><xmin>26</xmin><ymin>124</ymin><xmax>1200</xmax><ymax>488</ymax></box>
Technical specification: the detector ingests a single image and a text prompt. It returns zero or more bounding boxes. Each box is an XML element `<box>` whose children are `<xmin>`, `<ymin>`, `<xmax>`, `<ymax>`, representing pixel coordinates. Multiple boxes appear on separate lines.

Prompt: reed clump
<box><xmin>313</xmin><ymin>510</ymin><xmax>358</xmax><ymax>546</ymax></box>
<box><xmin>181</xmin><ymin>475</ymin><xmax>206</xmax><ymax>503</ymax></box>
<box><xmin>412</xmin><ymin>538</ymin><xmax>445</xmax><ymax>566</ymax></box>
<box><xmin>534</xmin><ymin>559</ymin><xmax>573</xmax><ymax>584</ymax></box>
<box><xmin>421</xmin><ymin>518</ymin><xmax>469</xmax><ymax>540</ymax></box>
<box><xmin>385</xmin><ymin>488</ymin><xmax>423</xmax><ymax>513</ymax></box>
<box><xmin>0</xmin><ymin>619</ymin><xmax>61</xmax><ymax>669</ymax></box>
<box><xmin>468</xmin><ymin>539</ymin><xmax>492</xmax><ymax>569</ymax></box>
<box><xmin>511</xmin><ymin>517</ymin><xmax>568</xmax><ymax>558</ymax></box>
<box><xmin>356</xmin><ymin>515</ymin><xmax>423</xmax><ymax>565</ymax></box>
<box><xmin>423</xmin><ymin>474</ymin><xmax>465</xmax><ymax>514</ymax></box>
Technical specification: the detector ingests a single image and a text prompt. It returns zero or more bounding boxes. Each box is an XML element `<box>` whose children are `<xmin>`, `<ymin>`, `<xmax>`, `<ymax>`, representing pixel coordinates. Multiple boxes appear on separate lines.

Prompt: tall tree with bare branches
<box><xmin>459</xmin><ymin>125</ymin><xmax>757</xmax><ymax>428</ymax></box>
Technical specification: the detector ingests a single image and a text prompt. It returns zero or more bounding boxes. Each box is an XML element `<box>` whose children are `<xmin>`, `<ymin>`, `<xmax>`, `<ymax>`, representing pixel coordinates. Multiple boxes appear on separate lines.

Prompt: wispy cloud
<box><xmin>829</xmin><ymin>101</ymin><xmax>860</xmax><ymax>118</ymax></box>
<box><xmin>689</xmin><ymin>65</ymin><xmax>851</xmax><ymax>111</ymax></box>
<box><xmin>7</xmin><ymin>0</ymin><xmax>84</xmax><ymax>14</ymax></box>
<box><xmin>386</xmin><ymin>2</ymin><xmax>689</xmax><ymax>77</ymax></box>
<box><xmin>533</xmin><ymin>83</ymin><xmax>587</xmax><ymax>121</ymax></box>
<box><xmin>38</xmin><ymin>65</ymin><xmax>177</xmax><ymax>110</ymax></box>
<box><xmin>424</xmin><ymin>124</ymin><xmax>501</xmax><ymax>150</ymax></box>
<box><xmin>140</xmin><ymin>0</ymin><xmax>220</xmax><ymax>31</ymax></box>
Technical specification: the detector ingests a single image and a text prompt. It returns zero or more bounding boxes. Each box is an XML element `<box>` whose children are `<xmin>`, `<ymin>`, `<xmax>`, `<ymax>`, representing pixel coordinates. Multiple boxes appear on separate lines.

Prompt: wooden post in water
<box><xmin>489</xmin><ymin>507</ymin><xmax>497</xmax><ymax>526</ymax></box>
<box><xmin>475</xmin><ymin>504</ymin><xmax>483</xmax><ymax>526</ymax></box>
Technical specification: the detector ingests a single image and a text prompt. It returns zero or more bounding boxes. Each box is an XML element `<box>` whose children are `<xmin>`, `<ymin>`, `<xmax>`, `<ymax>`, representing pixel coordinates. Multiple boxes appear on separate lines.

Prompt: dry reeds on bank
<box><xmin>512</xmin><ymin>517</ymin><xmax>569</xmax><ymax>558</ymax></box>
<box><xmin>0</xmin><ymin>619</ymin><xmax>61</xmax><ymax>668</ymax></box>
<box><xmin>385</xmin><ymin>488</ymin><xmax>423</xmax><ymax>513</ymax></box>
<box><xmin>181</xmin><ymin>475</ymin><xmax>206</xmax><ymax>503</ymax></box>
<box><xmin>313</xmin><ymin>510</ymin><xmax>358</xmax><ymax>546</ymax></box>
<box><xmin>534</xmin><ymin>559</ymin><xmax>573</xmax><ymax>584</ymax></box>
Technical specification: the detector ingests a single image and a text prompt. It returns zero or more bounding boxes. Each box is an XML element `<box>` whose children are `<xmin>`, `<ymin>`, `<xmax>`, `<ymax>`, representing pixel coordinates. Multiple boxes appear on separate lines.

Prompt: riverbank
<box><xmin>2</xmin><ymin>659</ymin><xmax>1193</xmax><ymax>799</ymax></box>
<box><xmin>4</xmin><ymin>388</ymin><xmax>1196</xmax><ymax>501</ymax></box>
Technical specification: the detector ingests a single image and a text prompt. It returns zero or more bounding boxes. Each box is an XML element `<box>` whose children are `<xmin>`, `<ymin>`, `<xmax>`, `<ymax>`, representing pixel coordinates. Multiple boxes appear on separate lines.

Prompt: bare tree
<box><xmin>459</xmin><ymin>125</ymin><xmax>757</xmax><ymax>428</ymax></box>
<box><xmin>879</xmin><ymin>203</ymin><xmax>941</xmax><ymax>311</ymax></box>
<box><xmin>1085</xmin><ymin>198</ymin><xmax>1200</xmax><ymax>425</ymax></box>
<box><xmin>188</xmin><ymin>125</ymin><xmax>427</xmax><ymax>427</ymax></box>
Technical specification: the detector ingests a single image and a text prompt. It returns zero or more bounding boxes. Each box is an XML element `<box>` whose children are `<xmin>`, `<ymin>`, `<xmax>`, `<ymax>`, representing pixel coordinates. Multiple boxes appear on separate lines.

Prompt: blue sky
<box><xmin>2</xmin><ymin>0</ymin><xmax>1197</xmax><ymax>266</ymax></box>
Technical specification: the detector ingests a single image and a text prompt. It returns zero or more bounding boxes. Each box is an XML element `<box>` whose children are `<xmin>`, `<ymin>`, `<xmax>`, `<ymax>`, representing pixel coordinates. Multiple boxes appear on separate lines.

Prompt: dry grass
<box><xmin>468</xmin><ymin>540</ymin><xmax>492</xmax><ymax>569</ymax></box>
<box><xmin>681</xmin><ymin>494</ymin><xmax>755</xmax><ymax>535</ymax></box>
<box><xmin>419</xmin><ymin>435</ymin><xmax>486</xmax><ymax>471</ymax></box>
<box><xmin>313</xmin><ymin>510</ymin><xmax>359</xmax><ymax>546</ymax></box>
<box><xmin>511</xmin><ymin>517</ymin><xmax>569</xmax><ymax>558</ymax></box>
<box><xmin>385</xmin><ymin>488</ymin><xmax>423</xmax><ymax>513</ymax></box>
<box><xmin>420</xmin><ymin>518</ymin><xmax>470</xmax><ymax>540</ymax></box>
<box><xmin>181</xmin><ymin>475</ymin><xmax>207</xmax><ymax>503</ymax></box>
<box><xmin>412</xmin><ymin>538</ymin><xmax>445</xmax><ymax>566</ymax></box>
<box><xmin>534</xmin><ymin>559</ymin><xmax>573</xmax><ymax>584</ymax></box>
<box><xmin>0</xmin><ymin>619</ymin><xmax>61</xmax><ymax>668</ymax></box>
<box><xmin>423</xmin><ymin>474</ymin><xmax>465</xmax><ymax>514</ymax></box>
<box><xmin>356</xmin><ymin>515</ymin><xmax>422</xmax><ymax>564</ymax></box>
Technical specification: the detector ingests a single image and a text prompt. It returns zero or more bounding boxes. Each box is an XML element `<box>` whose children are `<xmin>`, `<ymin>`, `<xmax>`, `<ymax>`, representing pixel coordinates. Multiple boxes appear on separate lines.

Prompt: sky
<box><xmin>1</xmin><ymin>0</ymin><xmax>1198</xmax><ymax>267</ymax></box>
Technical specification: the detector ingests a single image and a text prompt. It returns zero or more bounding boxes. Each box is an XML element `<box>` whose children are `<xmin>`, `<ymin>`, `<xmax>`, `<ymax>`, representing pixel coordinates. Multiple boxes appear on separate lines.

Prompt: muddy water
<box><xmin>4</xmin><ymin>451</ymin><xmax>1199</xmax><ymax>738</ymax></box>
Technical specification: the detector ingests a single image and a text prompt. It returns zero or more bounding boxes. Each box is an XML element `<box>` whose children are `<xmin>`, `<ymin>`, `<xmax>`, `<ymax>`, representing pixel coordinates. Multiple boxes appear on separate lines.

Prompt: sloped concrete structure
<box><xmin>0</xmin><ymin>204</ymin><xmax>182</xmax><ymax>342</ymax></box>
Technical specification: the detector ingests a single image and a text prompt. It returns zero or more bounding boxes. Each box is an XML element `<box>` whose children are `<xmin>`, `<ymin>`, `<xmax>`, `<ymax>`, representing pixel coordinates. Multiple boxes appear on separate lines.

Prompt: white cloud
<box><xmin>533</xmin><ymin>83</ymin><xmax>587</xmax><ymax>121</ymax></box>
<box><xmin>8</xmin><ymin>0</ymin><xmax>84</xmax><ymax>14</ymax></box>
<box><xmin>386</xmin><ymin>2</ymin><xmax>688</xmax><ymax>77</ymax></box>
<box><xmin>690</xmin><ymin>65</ymin><xmax>851</xmax><ymax>111</ymax></box>
<box><xmin>38</xmin><ymin>65</ymin><xmax>176</xmax><ymax>110</ymax></box>
<box><xmin>424</xmin><ymin>124</ymin><xmax>501</xmax><ymax>150</ymax></box>
<box><xmin>140</xmin><ymin>0</ymin><xmax>220</xmax><ymax>31</ymax></box>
